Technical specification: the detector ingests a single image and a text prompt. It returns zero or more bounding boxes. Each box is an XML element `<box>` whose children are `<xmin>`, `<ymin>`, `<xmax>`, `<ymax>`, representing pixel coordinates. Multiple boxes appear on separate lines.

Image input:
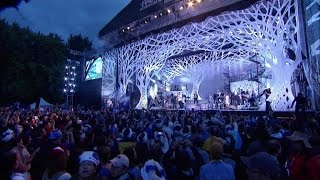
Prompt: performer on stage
<box><xmin>248</xmin><ymin>90</ymin><xmax>257</xmax><ymax>107</ymax></box>
<box><xmin>291</xmin><ymin>92</ymin><xmax>306</xmax><ymax>112</ymax></box>
<box><xmin>260</xmin><ymin>88</ymin><xmax>272</xmax><ymax>113</ymax></box>
<box><xmin>208</xmin><ymin>93</ymin><xmax>214</xmax><ymax>109</ymax></box>
<box><xmin>193</xmin><ymin>92</ymin><xmax>199</xmax><ymax>104</ymax></box>
<box><xmin>177</xmin><ymin>92</ymin><xmax>183</xmax><ymax>109</ymax></box>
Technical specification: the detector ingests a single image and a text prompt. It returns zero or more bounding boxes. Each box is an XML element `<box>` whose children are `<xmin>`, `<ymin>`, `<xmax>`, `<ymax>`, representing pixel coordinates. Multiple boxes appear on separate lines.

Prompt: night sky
<box><xmin>0</xmin><ymin>0</ymin><xmax>130</xmax><ymax>47</ymax></box>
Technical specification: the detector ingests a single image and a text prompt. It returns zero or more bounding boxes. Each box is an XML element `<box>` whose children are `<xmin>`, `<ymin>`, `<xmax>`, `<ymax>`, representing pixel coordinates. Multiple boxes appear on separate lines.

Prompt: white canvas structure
<box><xmin>102</xmin><ymin>0</ymin><xmax>307</xmax><ymax>110</ymax></box>
<box><xmin>30</xmin><ymin>98</ymin><xmax>53</xmax><ymax>108</ymax></box>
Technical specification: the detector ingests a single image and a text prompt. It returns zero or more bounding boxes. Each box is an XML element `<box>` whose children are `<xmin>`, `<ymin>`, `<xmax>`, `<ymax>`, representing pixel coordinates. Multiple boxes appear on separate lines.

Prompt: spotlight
<box><xmin>122</xmin><ymin>29</ymin><xmax>125</xmax><ymax>32</ymax></box>
<box><xmin>188</xmin><ymin>1</ymin><xmax>193</xmax><ymax>7</ymax></box>
<box><xmin>167</xmin><ymin>9</ymin><xmax>171</xmax><ymax>13</ymax></box>
<box><xmin>196</xmin><ymin>0</ymin><xmax>201</xmax><ymax>2</ymax></box>
<box><xmin>63</xmin><ymin>89</ymin><xmax>66</xmax><ymax>92</ymax></box>
<box><xmin>72</xmin><ymin>66</ymin><xmax>75</xmax><ymax>69</ymax></box>
<box><xmin>70</xmin><ymin>90</ymin><xmax>74</xmax><ymax>93</ymax></box>
<box><xmin>180</xmin><ymin>6</ymin><xmax>183</xmax><ymax>10</ymax></box>
<box><xmin>65</xmin><ymin>66</ymin><xmax>68</xmax><ymax>69</ymax></box>
<box><xmin>154</xmin><ymin>15</ymin><xmax>158</xmax><ymax>18</ymax></box>
<box><xmin>127</xmin><ymin>27</ymin><xmax>130</xmax><ymax>30</ymax></box>
<box><xmin>64</xmin><ymin>77</ymin><xmax>67</xmax><ymax>81</ymax></box>
<box><xmin>69</xmin><ymin>83</ymin><xmax>72</xmax><ymax>86</ymax></box>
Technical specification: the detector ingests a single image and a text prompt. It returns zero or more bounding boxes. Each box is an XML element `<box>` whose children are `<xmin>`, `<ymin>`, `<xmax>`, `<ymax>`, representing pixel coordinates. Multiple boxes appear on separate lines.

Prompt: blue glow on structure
<box><xmin>85</xmin><ymin>57</ymin><xmax>103</xmax><ymax>81</ymax></box>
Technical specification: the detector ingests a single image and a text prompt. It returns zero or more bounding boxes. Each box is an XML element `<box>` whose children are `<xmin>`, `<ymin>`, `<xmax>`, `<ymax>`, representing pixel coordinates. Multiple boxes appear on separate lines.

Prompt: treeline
<box><xmin>0</xmin><ymin>19</ymin><xmax>93</xmax><ymax>106</ymax></box>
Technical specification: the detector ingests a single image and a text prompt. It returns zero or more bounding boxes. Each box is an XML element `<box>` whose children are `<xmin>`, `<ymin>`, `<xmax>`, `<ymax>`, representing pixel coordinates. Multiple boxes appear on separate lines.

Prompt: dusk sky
<box><xmin>0</xmin><ymin>0</ymin><xmax>130</xmax><ymax>47</ymax></box>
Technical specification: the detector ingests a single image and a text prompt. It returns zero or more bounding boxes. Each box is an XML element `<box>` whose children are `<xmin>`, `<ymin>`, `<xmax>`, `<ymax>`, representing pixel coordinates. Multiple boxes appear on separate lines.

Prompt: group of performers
<box><xmin>207</xmin><ymin>89</ymin><xmax>260</xmax><ymax>109</ymax></box>
<box><xmin>148</xmin><ymin>88</ymin><xmax>269</xmax><ymax>110</ymax></box>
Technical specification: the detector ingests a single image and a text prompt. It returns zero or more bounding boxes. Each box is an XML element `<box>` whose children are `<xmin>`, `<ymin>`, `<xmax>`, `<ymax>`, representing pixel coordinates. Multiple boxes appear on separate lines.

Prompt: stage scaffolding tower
<box><xmin>63</xmin><ymin>59</ymin><xmax>80</xmax><ymax>109</ymax></box>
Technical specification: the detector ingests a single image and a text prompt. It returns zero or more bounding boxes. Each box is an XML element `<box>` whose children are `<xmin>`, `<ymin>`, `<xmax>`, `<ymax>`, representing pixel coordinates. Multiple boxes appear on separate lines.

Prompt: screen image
<box><xmin>85</xmin><ymin>57</ymin><xmax>103</xmax><ymax>80</ymax></box>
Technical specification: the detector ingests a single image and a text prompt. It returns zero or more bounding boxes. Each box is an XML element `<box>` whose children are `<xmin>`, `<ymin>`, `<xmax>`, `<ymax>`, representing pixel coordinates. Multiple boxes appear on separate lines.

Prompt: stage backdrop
<box><xmin>230</xmin><ymin>80</ymin><xmax>258</xmax><ymax>95</ymax></box>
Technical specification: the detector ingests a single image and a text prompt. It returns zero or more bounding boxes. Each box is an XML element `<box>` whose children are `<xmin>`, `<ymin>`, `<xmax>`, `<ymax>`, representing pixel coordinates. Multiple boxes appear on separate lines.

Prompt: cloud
<box><xmin>0</xmin><ymin>0</ymin><xmax>130</xmax><ymax>47</ymax></box>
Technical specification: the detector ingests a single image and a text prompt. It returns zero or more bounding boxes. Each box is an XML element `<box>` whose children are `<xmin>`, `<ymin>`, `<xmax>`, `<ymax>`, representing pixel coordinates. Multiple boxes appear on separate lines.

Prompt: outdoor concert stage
<box><xmin>99</xmin><ymin>0</ymin><xmax>319</xmax><ymax>112</ymax></box>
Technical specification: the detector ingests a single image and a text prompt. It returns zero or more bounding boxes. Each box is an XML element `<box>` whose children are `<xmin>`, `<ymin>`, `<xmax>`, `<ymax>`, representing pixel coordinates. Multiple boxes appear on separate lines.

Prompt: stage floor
<box><xmin>149</xmin><ymin>107</ymin><xmax>315</xmax><ymax>117</ymax></box>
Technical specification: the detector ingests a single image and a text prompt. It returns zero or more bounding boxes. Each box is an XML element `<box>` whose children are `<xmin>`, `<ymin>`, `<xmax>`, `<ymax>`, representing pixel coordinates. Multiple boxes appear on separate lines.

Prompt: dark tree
<box><xmin>0</xmin><ymin>19</ymin><xmax>67</xmax><ymax>107</ymax></box>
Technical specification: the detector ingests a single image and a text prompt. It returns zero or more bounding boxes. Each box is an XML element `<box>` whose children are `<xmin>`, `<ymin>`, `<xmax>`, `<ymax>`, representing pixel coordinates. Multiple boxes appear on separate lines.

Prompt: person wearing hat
<box><xmin>241</xmin><ymin>152</ymin><xmax>281</xmax><ymax>180</ymax></box>
<box><xmin>141</xmin><ymin>160</ymin><xmax>166</xmax><ymax>180</ymax></box>
<box><xmin>269</xmin><ymin>119</ymin><xmax>283</xmax><ymax>140</ymax></box>
<box><xmin>286</xmin><ymin>131</ymin><xmax>312</xmax><ymax>180</ymax></box>
<box><xmin>71</xmin><ymin>151</ymin><xmax>100</xmax><ymax>180</ymax></box>
<box><xmin>199</xmin><ymin>142</ymin><xmax>235</xmax><ymax>180</ymax></box>
<box><xmin>107</xmin><ymin>154</ymin><xmax>130</xmax><ymax>180</ymax></box>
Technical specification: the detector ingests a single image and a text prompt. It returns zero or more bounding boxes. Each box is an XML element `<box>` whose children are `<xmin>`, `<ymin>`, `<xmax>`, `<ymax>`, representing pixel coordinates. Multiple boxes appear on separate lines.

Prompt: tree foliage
<box><xmin>0</xmin><ymin>19</ymin><xmax>67</xmax><ymax>106</ymax></box>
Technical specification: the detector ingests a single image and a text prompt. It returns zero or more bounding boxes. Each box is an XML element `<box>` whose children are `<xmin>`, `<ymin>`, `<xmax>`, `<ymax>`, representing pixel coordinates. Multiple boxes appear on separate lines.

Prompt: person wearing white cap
<box><xmin>141</xmin><ymin>160</ymin><xmax>166</xmax><ymax>180</ymax></box>
<box><xmin>108</xmin><ymin>154</ymin><xmax>130</xmax><ymax>180</ymax></box>
<box><xmin>71</xmin><ymin>151</ymin><xmax>100</xmax><ymax>180</ymax></box>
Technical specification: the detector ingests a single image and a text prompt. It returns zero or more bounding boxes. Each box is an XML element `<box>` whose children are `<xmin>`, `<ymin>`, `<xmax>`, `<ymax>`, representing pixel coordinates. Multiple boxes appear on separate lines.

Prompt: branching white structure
<box><xmin>101</xmin><ymin>54</ymin><xmax>116</xmax><ymax>99</ymax></box>
<box><xmin>210</xmin><ymin>0</ymin><xmax>302</xmax><ymax>110</ymax></box>
<box><xmin>135</xmin><ymin>37</ymin><xmax>182</xmax><ymax>109</ymax></box>
<box><xmin>102</xmin><ymin>0</ymin><xmax>306</xmax><ymax>111</ymax></box>
<box><xmin>115</xmin><ymin>42</ymin><xmax>143</xmax><ymax>98</ymax></box>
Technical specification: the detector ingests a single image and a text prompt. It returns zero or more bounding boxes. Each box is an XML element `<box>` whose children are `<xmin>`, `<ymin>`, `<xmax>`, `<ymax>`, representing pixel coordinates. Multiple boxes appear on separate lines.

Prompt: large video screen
<box><xmin>85</xmin><ymin>57</ymin><xmax>103</xmax><ymax>81</ymax></box>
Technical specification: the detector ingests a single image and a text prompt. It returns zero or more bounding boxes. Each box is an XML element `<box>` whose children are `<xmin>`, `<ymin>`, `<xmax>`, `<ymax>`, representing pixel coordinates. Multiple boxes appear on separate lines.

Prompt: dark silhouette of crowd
<box><xmin>1</xmin><ymin>106</ymin><xmax>320</xmax><ymax>180</ymax></box>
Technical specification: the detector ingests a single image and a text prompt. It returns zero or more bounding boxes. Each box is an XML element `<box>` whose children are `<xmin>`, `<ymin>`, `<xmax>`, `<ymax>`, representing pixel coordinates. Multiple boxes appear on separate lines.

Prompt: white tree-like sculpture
<box><xmin>135</xmin><ymin>35</ymin><xmax>185</xmax><ymax>109</ymax></box>
<box><xmin>173</xmin><ymin>52</ymin><xmax>218</xmax><ymax>99</ymax></box>
<box><xmin>104</xmin><ymin>0</ymin><xmax>302</xmax><ymax>111</ymax></box>
<box><xmin>164</xmin><ymin>0</ymin><xmax>300</xmax><ymax>110</ymax></box>
<box><xmin>135</xmin><ymin>47</ymin><xmax>166</xmax><ymax>108</ymax></box>
<box><xmin>116</xmin><ymin>42</ymin><xmax>143</xmax><ymax>98</ymax></box>
<box><xmin>101</xmin><ymin>52</ymin><xmax>116</xmax><ymax>99</ymax></box>
<box><xmin>209</xmin><ymin>0</ymin><xmax>302</xmax><ymax>110</ymax></box>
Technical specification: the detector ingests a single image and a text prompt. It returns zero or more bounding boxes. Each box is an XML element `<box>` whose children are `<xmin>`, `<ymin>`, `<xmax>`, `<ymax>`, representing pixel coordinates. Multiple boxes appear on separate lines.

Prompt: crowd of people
<box><xmin>0</xmin><ymin>106</ymin><xmax>320</xmax><ymax>180</ymax></box>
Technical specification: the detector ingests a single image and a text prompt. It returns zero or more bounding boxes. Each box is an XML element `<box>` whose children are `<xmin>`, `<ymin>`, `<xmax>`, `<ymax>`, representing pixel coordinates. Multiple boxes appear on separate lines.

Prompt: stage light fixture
<box><xmin>196</xmin><ymin>0</ymin><xmax>202</xmax><ymax>2</ymax></box>
<box><xmin>64</xmin><ymin>77</ymin><xmax>67</xmax><ymax>80</ymax></box>
<box><xmin>154</xmin><ymin>15</ymin><xmax>158</xmax><ymax>18</ymax></box>
<box><xmin>63</xmin><ymin>89</ymin><xmax>66</xmax><ymax>92</ymax></box>
<box><xmin>180</xmin><ymin>6</ymin><xmax>183</xmax><ymax>10</ymax></box>
<box><xmin>188</xmin><ymin>1</ymin><xmax>193</xmax><ymax>7</ymax></box>
<box><xmin>127</xmin><ymin>27</ymin><xmax>130</xmax><ymax>30</ymax></box>
<box><xmin>167</xmin><ymin>9</ymin><xmax>171</xmax><ymax>13</ymax></box>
